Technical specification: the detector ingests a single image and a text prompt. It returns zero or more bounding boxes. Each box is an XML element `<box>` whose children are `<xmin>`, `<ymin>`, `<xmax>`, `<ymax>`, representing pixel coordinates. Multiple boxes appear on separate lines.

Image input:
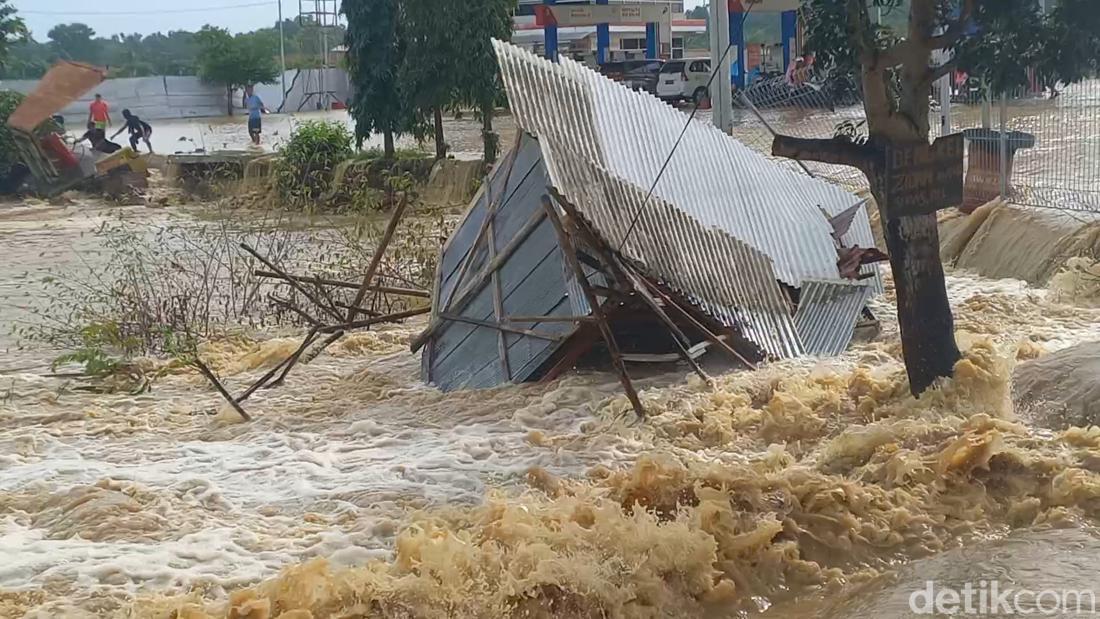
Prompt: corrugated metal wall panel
<box><xmin>793</xmin><ymin>279</ymin><xmax>875</xmax><ymax>356</ymax></box>
<box><xmin>425</xmin><ymin>134</ymin><xmax>584</xmax><ymax>390</ymax></box>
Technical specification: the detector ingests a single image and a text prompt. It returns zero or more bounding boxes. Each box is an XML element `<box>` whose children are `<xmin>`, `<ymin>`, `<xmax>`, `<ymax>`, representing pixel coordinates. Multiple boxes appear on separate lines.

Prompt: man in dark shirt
<box><xmin>77</xmin><ymin>121</ymin><xmax>122</xmax><ymax>154</ymax></box>
<box><xmin>111</xmin><ymin>109</ymin><xmax>153</xmax><ymax>153</ymax></box>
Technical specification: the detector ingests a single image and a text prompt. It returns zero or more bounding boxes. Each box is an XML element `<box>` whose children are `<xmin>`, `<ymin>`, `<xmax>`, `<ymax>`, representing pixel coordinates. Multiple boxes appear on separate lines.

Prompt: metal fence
<box><xmin>723</xmin><ymin>73</ymin><xmax>1100</xmax><ymax>213</ymax></box>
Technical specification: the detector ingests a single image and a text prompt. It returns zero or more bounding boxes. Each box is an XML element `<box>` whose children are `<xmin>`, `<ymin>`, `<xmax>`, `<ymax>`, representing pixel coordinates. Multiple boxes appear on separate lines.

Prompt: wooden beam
<box><xmin>538</xmin><ymin>323</ymin><xmax>598</xmax><ymax>384</ymax></box>
<box><xmin>241</xmin><ymin>243</ymin><xmax>344</xmax><ymax>322</ymax></box>
<box><xmin>254</xmin><ymin>270</ymin><xmax>429</xmax><ymax>298</ymax></box>
<box><xmin>507</xmin><ymin>315</ymin><xmax>597</xmax><ymax>323</ymax></box>
<box><xmin>485</xmin><ymin>201</ymin><xmax>511</xmax><ymax>380</ymax></box>
<box><xmin>410</xmin><ymin>206</ymin><xmax>548</xmax><ymax>352</ymax></box>
<box><xmin>541</xmin><ymin>196</ymin><xmax>645</xmax><ymax>418</ymax></box>
<box><xmin>438</xmin><ymin>313</ymin><xmax>563</xmax><ymax>342</ymax></box>
<box><xmin>619</xmin><ymin>266</ymin><xmax>713</xmax><ymax>385</ymax></box>
<box><xmin>320</xmin><ymin>306</ymin><xmax>431</xmax><ymax>333</ymax></box>
<box><xmin>193</xmin><ymin>359</ymin><xmax>252</xmax><ymax>422</ymax></box>
<box><xmin>438</xmin><ymin>135</ymin><xmax>524</xmax><ymax>313</ymax></box>
<box><xmin>346</xmin><ymin>195</ymin><xmax>409</xmax><ymax>322</ymax></box>
<box><xmin>640</xmin><ymin>276</ymin><xmax>758</xmax><ymax>370</ymax></box>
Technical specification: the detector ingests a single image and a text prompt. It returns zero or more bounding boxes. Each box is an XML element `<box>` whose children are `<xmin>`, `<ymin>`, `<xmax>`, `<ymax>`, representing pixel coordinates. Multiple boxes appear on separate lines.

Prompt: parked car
<box><xmin>622</xmin><ymin>60</ymin><xmax>665</xmax><ymax>94</ymax></box>
<box><xmin>600</xmin><ymin>59</ymin><xmax>664</xmax><ymax>94</ymax></box>
<box><xmin>656</xmin><ymin>58</ymin><xmax>712</xmax><ymax>103</ymax></box>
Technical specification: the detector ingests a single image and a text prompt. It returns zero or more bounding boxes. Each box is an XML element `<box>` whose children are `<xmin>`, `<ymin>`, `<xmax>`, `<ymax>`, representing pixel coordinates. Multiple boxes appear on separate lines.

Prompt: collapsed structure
<box><xmin>414</xmin><ymin>41</ymin><xmax>882</xmax><ymax>401</ymax></box>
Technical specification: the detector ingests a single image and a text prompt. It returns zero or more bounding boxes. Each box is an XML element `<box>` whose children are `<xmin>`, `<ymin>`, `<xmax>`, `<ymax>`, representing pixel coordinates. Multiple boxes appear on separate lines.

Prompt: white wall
<box><xmin>0</xmin><ymin>68</ymin><xmax>352</xmax><ymax>125</ymax></box>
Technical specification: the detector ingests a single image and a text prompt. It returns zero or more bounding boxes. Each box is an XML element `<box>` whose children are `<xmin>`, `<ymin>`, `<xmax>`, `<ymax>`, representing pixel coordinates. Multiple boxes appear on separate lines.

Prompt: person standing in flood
<box><xmin>111</xmin><ymin>109</ymin><xmax>153</xmax><ymax>153</ymax></box>
<box><xmin>88</xmin><ymin>93</ymin><xmax>111</xmax><ymax>131</ymax></box>
<box><xmin>242</xmin><ymin>85</ymin><xmax>268</xmax><ymax>146</ymax></box>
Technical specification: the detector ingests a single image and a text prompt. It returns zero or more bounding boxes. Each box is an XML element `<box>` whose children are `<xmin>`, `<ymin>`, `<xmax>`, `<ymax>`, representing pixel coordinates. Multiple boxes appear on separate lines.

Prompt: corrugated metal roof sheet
<box><xmin>541</xmin><ymin>142</ymin><xmax>802</xmax><ymax>358</ymax></box>
<box><xmin>492</xmin><ymin>40</ymin><xmax>882</xmax><ymax>294</ymax></box>
<box><xmin>793</xmin><ymin>279</ymin><xmax>875</xmax><ymax>356</ymax></box>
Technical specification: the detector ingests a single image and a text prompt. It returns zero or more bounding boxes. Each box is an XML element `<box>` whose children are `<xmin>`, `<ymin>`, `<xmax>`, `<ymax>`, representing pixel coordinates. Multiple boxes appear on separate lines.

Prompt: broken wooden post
<box><xmin>346</xmin><ymin>195</ymin><xmax>410</xmax><ymax>322</ymax></box>
<box><xmin>193</xmin><ymin>358</ymin><xmax>252</xmax><ymax>421</ymax></box>
<box><xmin>540</xmin><ymin>196</ymin><xmax>645</xmax><ymax>418</ymax></box>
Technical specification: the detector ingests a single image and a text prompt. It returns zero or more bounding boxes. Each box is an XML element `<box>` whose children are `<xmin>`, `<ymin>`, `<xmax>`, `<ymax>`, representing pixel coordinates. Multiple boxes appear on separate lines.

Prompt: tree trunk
<box><xmin>383</xmin><ymin>130</ymin><xmax>395</xmax><ymax>159</ymax></box>
<box><xmin>226</xmin><ymin>85</ymin><xmax>233</xmax><ymax>116</ymax></box>
<box><xmin>873</xmin><ymin>185</ymin><xmax>961</xmax><ymax>395</ymax></box>
<box><xmin>481</xmin><ymin>104</ymin><xmax>498</xmax><ymax>165</ymax></box>
<box><xmin>433</xmin><ymin>108</ymin><xmax>447</xmax><ymax>160</ymax></box>
<box><xmin>772</xmin><ymin>133</ymin><xmax>961</xmax><ymax>396</ymax></box>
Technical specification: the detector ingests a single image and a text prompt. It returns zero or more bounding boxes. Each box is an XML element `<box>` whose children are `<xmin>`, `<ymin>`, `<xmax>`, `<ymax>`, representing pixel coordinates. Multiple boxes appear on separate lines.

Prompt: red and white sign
<box><xmin>534</xmin><ymin>3</ymin><xmax>671</xmax><ymax>27</ymax></box>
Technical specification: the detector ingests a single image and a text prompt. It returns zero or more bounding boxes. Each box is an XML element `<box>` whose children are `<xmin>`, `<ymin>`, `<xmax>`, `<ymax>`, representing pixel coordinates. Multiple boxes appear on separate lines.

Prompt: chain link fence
<box><xmin>723</xmin><ymin>72</ymin><xmax>1100</xmax><ymax>213</ymax></box>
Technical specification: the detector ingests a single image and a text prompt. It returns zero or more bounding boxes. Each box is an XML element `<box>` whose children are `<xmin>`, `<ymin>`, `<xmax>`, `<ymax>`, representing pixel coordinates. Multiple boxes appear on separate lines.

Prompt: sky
<box><xmin>15</xmin><ymin>0</ymin><xmax>708</xmax><ymax>40</ymax></box>
<box><xmin>13</xmin><ymin>0</ymin><xmax>290</xmax><ymax>39</ymax></box>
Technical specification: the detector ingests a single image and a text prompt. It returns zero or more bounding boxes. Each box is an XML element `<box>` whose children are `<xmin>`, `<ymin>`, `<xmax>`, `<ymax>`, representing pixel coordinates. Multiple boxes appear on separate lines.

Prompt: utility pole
<box><xmin>278</xmin><ymin>0</ymin><xmax>288</xmax><ymax>105</ymax></box>
<box><xmin>709</xmin><ymin>0</ymin><xmax>732</xmax><ymax>133</ymax></box>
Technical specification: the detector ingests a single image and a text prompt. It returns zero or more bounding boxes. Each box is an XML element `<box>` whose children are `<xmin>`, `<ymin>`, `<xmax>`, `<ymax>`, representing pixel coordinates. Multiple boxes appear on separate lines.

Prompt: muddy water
<box><xmin>6</xmin><ymin>194</ymin><xmax>1100</xmax><ymax>618</ymax></box>
<box><xmin>82</xmin><ymin>110</ymin><xmax>517</xmax><ymax>160</ymax></box>
<box><xmin>7</xmin><ymin>112</ymin><xmax>1100</xmax><ymax>617</ymax></box>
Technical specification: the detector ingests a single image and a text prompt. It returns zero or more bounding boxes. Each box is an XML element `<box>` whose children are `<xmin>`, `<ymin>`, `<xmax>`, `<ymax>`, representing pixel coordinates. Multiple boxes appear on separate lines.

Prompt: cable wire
<box><xmin>616</xmin><ymin>5</ymin><xmax>755</xmax><ymax>252</ymax></box>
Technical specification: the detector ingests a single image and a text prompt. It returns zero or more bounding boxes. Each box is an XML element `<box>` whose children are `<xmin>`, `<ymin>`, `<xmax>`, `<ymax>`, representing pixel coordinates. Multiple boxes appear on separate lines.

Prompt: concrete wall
<box><xmin>0</xmin><ymin>67</ymin><xmax>352</xmax><ymax>125</ymax></box>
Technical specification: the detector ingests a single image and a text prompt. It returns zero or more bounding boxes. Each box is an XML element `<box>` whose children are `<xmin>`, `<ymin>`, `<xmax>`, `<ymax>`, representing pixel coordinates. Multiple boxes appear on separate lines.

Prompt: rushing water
<box><xmin>6</xmin><ymin>112</ymin><xmax>1100</xmax><ymax>617</ymax></box>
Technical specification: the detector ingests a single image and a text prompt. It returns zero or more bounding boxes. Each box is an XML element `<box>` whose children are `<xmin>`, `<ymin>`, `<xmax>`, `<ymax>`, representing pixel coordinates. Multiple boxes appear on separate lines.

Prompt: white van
<box><xmin>656</xmin><ymin>58</ymin><xmax>712</xmax><ymax>103</ymax></box>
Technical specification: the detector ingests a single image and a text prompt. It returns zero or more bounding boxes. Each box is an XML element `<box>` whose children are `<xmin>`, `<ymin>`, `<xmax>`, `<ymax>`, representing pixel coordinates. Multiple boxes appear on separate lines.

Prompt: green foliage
<box><xmin>0</xmin><ymin>0</ymin><xmax>24</xmax><ymax>67</ymax></box>
<box><xmin>50</xmin><ymin>320</ymin><xmax>141</xmax><ymax>378</ymax></box>
<box><xmin>343</xmin><ymin>0</ymin><xmax>408</xmax><ymax>155</ymax></box>
<box><xmin>275</xmin><ymin>120</ymin><xmax>354</xmax><ymax>204</ymax></box>
<box><xmin>47</xmin><ymin>23</ymin><xmax>97</xmax><ymax>63</ymax></box>
<box><xmin>805</xmin><ymin>0</ymin><xmax>1099</xmax><ymax>98</ymax></box>
<box><xmin>450</xmin><ymin>0</ymin><xmax>516</xmax><ymax>164</ymax></box>
<box><xmin>0</xmin><ymin>89</ymin><xmax>24</xmax><ymax>172</ymax></box>
<box><xmin>195</xmin><ymin>26</ymin><xmax>280</xmax><ymax>110</ymax></box>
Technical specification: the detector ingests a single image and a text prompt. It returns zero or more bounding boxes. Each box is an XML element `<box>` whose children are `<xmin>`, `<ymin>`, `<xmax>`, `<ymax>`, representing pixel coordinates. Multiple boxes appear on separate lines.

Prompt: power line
<box><xmin>20</xmin><ymin>2</ymin><xmax>274</xmax><ymax>16</ymax></box>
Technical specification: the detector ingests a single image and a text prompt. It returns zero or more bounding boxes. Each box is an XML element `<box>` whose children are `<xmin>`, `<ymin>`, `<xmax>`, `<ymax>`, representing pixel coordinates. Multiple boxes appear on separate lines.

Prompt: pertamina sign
<box><xmin>534</xmin><ymin>3</ymin><xmax>671</xmax><ymax>27</ymax></box>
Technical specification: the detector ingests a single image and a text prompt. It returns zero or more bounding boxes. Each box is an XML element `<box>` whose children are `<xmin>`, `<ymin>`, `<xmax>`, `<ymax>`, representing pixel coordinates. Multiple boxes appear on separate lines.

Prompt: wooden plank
<box><xmin>486</xmin><ymin>205</ymin><xmax>511</xmax><ymax>380</ymax></box>
<box><xmin>508</xmin><ymin>315</ymin><xmax>596</xmax><ymax>323</ymax></box>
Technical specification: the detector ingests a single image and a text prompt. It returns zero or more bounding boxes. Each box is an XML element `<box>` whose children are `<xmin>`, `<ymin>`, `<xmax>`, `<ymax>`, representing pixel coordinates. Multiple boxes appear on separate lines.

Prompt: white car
<box><xmin>656</xmin><ymin>58</ymin><xmax>712</xmax><ymax>103</ymax></box>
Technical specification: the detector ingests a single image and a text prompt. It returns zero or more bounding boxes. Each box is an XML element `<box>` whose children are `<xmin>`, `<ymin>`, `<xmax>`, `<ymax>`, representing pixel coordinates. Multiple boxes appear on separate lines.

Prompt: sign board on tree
<box><xmin>534</xmin><ymin>3</ymin><xmax>671</xmax><ymax>27</ymax></box>
<box><xmin>880</xmin><ymin>133</ymin><xmax>964</xmax><ymax>219</ymax></box>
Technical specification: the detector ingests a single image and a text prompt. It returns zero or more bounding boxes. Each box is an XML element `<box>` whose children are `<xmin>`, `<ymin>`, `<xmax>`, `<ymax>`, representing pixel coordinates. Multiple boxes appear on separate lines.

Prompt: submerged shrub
<box><xmin>275</xmin><ymin>120</ymin><xmax>354</xmax><ymax>204</ymax></box>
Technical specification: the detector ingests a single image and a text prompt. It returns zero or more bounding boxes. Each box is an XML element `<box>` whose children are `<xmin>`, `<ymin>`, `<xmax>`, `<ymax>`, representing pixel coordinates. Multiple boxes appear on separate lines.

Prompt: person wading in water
<box><xmin>88</xmin><ymin>93</ymin><xmax>111</xmax><ymax>132</ymax></box>
<box><xmin>242</xmin><ymin>85</ymin><xmax>268</xmax><ymax>146</ymax></box>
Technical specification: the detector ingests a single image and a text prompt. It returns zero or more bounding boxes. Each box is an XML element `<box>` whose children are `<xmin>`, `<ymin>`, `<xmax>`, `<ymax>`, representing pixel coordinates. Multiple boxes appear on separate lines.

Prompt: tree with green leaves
<box><xmin>194</xmin><ymin>26</ymin><xmax>279</xmax><ymax>116</ymax></box>
<box><xmin>47</xmin><ymin>23</ymin><xmax>98</xmax><ymax>64</ymax></box>
<box><xmin>0</xmin><ymin>0</ymin><xmax>24</xmax><ymax>68</ymax></box>
<box><xmin>451</xmin><ymin>0</ymin><xmax>515</xmax><ymax>164</ymax></box>
<box><xmin>772</xmin><ymin>0</ymin><xmax>1099</xmax><ymax>395</ymax></box>
<box><xmin>401</xmin><ymin>0</ymin><xmax>456</xmax><ymax>160</ymax></box>
<box><xmin>343</xmin><ymin>0</ymin><xmax>409</xmax><ymax>158</ymax></box>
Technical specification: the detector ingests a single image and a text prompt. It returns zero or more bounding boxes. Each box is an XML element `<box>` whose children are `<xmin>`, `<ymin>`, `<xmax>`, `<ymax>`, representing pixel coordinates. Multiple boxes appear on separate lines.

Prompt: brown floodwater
<box><xmin>5</xmin><ymin>110</ymin><xmax>1100</xmax><ymax>618</ymax></box>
